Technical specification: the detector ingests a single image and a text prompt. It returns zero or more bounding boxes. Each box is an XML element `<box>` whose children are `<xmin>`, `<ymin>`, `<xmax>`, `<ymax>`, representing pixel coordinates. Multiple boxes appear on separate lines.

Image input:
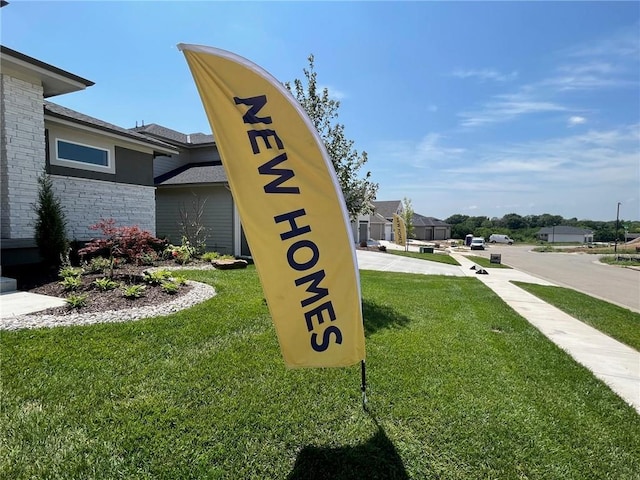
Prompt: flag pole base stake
<box><xmin>361</xmin><ymin>360</ymin><xmax>368</xmax><ymax>411</ymax></box>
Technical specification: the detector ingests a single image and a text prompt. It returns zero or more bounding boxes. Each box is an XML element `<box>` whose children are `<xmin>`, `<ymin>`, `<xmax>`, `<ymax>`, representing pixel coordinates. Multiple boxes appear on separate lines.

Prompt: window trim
<box><xmin>53</xmin><ymin>137</ymin><xmax>115</xmax><ymax>173</ymax></box>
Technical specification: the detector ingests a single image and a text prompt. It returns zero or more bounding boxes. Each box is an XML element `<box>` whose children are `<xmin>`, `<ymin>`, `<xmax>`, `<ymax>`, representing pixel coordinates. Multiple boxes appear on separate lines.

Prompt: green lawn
<box><xmin>465</xmin><ymin>254</ymin><xmax>512</xmax><ymax>269</ymax></box>
<box><xmin>2</xmin><ymin>268</ymin><xmax>639</xmax><ymax>479</ymax></box>
<box><xmin>513</xmin><ymin>281</ymin><xmax>640</xmax><ymax>350</ymax></box>
<box><xmin>388</xmin><ymin>249</ymin><xmax>461</xmax><ymax>265</ymax></box>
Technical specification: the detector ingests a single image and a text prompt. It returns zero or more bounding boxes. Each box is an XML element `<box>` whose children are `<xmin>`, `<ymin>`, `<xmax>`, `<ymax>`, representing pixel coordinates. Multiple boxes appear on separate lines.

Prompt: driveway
<box><xmin>468</xmin><ymin>244</ymin><xmax>640</xmax><ymax>312</ymax></box>
<box><xmin>356</xmin><ymin>249</ymin><xmax>464</xmax><ymax>277</ymax></box>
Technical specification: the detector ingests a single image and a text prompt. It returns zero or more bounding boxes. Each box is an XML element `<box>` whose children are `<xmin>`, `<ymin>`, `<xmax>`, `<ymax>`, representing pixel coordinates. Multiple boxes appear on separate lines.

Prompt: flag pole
<box><xmin>361</xmin><ymin>359</ymin><xmax>368</xmax><ymax>410</ymax></box>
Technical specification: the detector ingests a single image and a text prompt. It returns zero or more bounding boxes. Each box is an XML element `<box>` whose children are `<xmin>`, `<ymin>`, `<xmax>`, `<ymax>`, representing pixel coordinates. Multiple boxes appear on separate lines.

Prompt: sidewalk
<box><xmin>1</xmin><ymin>291</ymin><xmax>67</xmax><ymax>319</ymax></box>
<box><xmin>450</xmin><ymin>252</ymin><xmax>640</xmax><ymax>414</ymax></box>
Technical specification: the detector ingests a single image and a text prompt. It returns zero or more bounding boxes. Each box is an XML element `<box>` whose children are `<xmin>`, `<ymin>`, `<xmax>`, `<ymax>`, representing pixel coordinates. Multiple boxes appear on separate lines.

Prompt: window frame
<box><xmin>53</xmin><ymin>138</ymin><xmax>114</xmax><ymax>173</ymax></box>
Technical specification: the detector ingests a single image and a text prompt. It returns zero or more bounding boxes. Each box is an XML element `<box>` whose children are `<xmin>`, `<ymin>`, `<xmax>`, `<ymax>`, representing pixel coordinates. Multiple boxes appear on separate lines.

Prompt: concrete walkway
<box><xmin>357</xmin><ymin>247</ymin><xmax>639</xmax><ymax>414</ymax></box>
<box><xmin>1</xmin><ymin>291</ymin><xmax>67</xmax><ymax>319</ymax></box>
<box><xmin>453</xmin><ymin>253</ymin><xmax>639</xmax><ymax>414</ymax></box>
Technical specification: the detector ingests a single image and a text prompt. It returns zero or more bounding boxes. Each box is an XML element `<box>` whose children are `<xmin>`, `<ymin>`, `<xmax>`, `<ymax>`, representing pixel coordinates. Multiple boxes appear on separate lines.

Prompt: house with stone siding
<box><xmin>0</xmin><ymin>45</ymin><xmax>178</xmax><ymax>267</ymax></box>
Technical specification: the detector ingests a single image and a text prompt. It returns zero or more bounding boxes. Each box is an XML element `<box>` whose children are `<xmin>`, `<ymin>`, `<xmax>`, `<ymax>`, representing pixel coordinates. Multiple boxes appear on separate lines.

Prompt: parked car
<box><xmin>489</xmin><ymin>234</ymin><xmax>514</xmax><ymax>245</ymax></box>
<box><xmin>470</xmin><ymin>237</ymin><xmax>485</xmax><ymax>250</ymax></box>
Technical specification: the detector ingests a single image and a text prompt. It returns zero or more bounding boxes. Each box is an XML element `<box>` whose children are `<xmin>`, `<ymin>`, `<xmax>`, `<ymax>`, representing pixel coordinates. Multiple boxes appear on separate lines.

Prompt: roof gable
<box><xmin>412</xmin><ymin>213</ymin><xmax>451</xmax><ymax>227</ymax></box>
<box><xmin>132</xmin><ymin>123</ymin><xmax>215</xmax><ymax>147</ymax></box>
<box><xmin>372</xmin><ymin>200</ymin><xmax>403</xmax><ymax>219</ymax></box>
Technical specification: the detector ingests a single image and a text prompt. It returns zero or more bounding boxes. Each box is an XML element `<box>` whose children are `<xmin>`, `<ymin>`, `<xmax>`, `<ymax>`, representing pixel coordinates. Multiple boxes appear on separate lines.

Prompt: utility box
<box><xmin>420</xmin><ymin>246</ymin><xmax>434</xmax><ymax>254</ymax></box>
<box><xmin>490</xmin><ymin>254</ymin><xmax>502</xmax><ymax>264</ymax></box>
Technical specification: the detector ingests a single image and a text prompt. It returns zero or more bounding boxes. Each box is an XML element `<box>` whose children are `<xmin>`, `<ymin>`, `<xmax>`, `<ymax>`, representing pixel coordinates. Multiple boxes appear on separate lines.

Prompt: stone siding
<box><xmin>50</xmin><ymin>175</ymin><xmax>156</xmax><ymax>240</ymax></box>
<box><xmin>0</xmin><ymin>74</ymin><xmax>45</xmax><ymax>239</ymax></box>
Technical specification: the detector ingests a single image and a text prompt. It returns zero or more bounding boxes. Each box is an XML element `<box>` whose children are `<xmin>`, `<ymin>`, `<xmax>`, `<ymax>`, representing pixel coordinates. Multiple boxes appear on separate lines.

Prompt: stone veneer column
<box><xmin>0</xmin><ymin>74</ymin><xmax>45</xmax><ymax>240</ymax></box>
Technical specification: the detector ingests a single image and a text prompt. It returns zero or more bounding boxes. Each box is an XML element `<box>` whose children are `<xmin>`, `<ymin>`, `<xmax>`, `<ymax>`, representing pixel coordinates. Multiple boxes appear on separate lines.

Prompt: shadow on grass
<box><xmin>362</xmin><ymin>299</ymin><xmax>412</xmax><ymax>337</ymax></box>
<box><xmin>287</xmin><ymin>422</ymin><xmax>409</xmax><ymax>480</ymax></box>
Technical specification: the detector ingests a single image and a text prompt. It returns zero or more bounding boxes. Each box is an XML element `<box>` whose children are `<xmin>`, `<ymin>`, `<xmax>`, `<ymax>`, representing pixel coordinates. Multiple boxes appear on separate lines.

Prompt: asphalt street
<box><xmin>468</xmin><ymin>244</ymin><xmax>640</xmax><ymax>312</ymax></box>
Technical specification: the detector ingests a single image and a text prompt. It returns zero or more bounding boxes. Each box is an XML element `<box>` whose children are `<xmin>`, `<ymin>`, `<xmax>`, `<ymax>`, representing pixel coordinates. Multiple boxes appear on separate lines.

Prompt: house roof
<box><xmin>372</xmin><ymin>200</ymin><xmax>402</xmax><ymax>219</ymax></box>
<box><xmin>155</xmin><ymin>162</ymin><xmax>228</xmax><ymax>186</ymax></box>
<box><xmin>131</xmin><ymin>123</ymin><xmax>215</xmax><ymax>147</ymax></box>
<box><xmin>369</xmin><ymin>212</ymin><xmax>388</xmax><ymax>224</ymax></box>
<box><xmin>412</xmin><ymin>213</ymin><xmax>451</xmax><ymax>228</ymax></box>
<box><xmin>44</xmin><ymin>101</ymin><xmax>178</xmax><ymax>155</ymax></box>
<box><xmin>537</xmin><ymin>226</ymin><xmax>593</xmax><ymax>235</ymax></box>
<box><xmin>1</xmin><ymin>45</ymin><xmax>94</xmax><ymax>97</ymax></box>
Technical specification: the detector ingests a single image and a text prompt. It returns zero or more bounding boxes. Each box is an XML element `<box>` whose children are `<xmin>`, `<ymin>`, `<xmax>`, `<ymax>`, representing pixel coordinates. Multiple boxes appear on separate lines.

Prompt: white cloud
<box><xmin>568</xmin><ymin>116</ymin><xmax>587</xmax><ymax>127</ymax></box>
<box><xmin>565</xmin><ymin>24</ymin><xmax>640</xmax><ymax>59</ymax></box>
<box><xmin>451</xmin><ymin>68</ymin><xmax>518</xmax><ymax>82</ymax></box>
<box><xmin>458</xmin><ymin>92</ymin><xmax>567</xmax><ymax>127</ymax></box>
<box><xmin>372</xmin><ymin>124</ymin><xmax>639</xmax><ymax>220</ymax></box>
<box><xmin>456</xmin><ymin>27</ymin><xmax>639</xmax><ymax>129</ymax></box>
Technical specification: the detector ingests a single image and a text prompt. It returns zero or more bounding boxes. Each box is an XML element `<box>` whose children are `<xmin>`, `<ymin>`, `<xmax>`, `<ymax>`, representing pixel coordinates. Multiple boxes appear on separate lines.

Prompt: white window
<box><xmin>54</xmin><ymin>139</ymin><xmax>114</xmax><ymax>173</ymax></box>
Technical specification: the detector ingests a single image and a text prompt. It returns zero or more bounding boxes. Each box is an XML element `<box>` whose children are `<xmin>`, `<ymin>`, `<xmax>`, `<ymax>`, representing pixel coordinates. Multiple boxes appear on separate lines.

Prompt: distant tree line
<box><xmin>444</xmin><ymin>213</ymin><xmax>640</xmax><ymax>243</ymax></box>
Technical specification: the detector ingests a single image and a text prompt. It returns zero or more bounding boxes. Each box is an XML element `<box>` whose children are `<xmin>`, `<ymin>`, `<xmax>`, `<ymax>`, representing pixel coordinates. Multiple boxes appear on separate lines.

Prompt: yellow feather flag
<box><xmin>179</xmin><ymin>44</ymin><xmax>365</xmax><ymax>368</ymax></box>
<box><xmin>393</xmin><ymin>214</ymin><xmax>406</xmax><ymax>247</ymax></box>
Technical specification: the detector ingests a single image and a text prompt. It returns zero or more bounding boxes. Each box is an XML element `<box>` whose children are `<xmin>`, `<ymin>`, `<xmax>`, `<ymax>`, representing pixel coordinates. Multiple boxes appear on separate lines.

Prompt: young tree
<box><xmin>285</xmin><ymin>55</ymin><xmax>378</xmax><ymax>219</ymax></box>
<box><xmin>33</xmin><ymin>169</ymin><xmax>68</xmax><ymax>268</ymax></box>
<box><xmin>402</xmin><ymin>197</ymin><xmax>415</xmax><ymax>239</ymax></box>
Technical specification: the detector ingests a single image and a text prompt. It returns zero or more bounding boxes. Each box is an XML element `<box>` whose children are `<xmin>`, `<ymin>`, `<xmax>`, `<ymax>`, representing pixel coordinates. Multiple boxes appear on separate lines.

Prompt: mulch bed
<box><xmin>17</xmin><ymin>260</ymin><xmax>202</xmax><ymax>316</ymax></box>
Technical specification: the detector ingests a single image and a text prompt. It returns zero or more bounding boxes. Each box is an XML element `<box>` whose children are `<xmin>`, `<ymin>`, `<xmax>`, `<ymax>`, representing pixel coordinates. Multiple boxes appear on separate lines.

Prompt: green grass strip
<box><xmin>465</xmin><ymin>255</ymin><xmax>512</xmax><ymax>269</ymax></box>
<box><xmin>388</xmin><ymin>249</ymin><xmax>460</xmax><ymax>265</ymax></box>
<box><xmin>2</xmin><ymin>268</ymin><xmax>639</xmax><ymax>479</ymax></box>
<box><xmin>513</xmin><ymin>281</ymin><xmax>640</xmax><ymax>350</ymax></box>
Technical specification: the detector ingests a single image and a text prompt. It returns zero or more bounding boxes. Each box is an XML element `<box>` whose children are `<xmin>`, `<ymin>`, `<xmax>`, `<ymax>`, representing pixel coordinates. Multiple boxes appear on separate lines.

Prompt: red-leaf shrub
<box><xmin>78</xmin><ymin>219</ymin><xmax>166</xmax><ymax>268</ymax></box>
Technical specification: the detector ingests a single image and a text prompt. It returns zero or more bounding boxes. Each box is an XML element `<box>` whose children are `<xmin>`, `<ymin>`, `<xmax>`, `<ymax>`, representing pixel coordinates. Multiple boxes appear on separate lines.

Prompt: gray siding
<box><xmin>156</xmin><ymin>185</ymin><xmax>233</xmax><ymax>254</ymax></box>
<box><xmin>154</xmin><ymin>152</ymin><xmax>191</xmax><ymax>178</ymax></box>
<box><xmin>189</xmin><ymin>145</ymin><xmax>220</xmax><ymax>163</ymax></box>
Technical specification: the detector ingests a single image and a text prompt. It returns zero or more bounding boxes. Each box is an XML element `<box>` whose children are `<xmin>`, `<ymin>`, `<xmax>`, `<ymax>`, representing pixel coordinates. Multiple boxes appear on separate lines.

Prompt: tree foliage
<box><xmin>402</xmin><ymin>197</ymin><xmax>415</xmax><ymax>239</ymax></box>
<box><xmin>444</xmin><ymin>212</ymin><xmax>639</xmax><ymax>242</ymax></box>
<box><xmin>33</xmin><ymin>170</ymin><xmax>68</xmax><ymax>268</ymax></box>
<box><xmin>284</xmin><ymin>54</ymin><xmax>378</xmax><ymax>219</ymax></box>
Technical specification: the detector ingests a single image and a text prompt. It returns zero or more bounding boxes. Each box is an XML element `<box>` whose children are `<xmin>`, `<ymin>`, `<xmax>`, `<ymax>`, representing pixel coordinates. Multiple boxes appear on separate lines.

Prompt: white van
<box><xmin>470</xmin><ymin>237</ymin><xmax>485</xmax><ymax>250</ymax></box>
<box><xmin>489</xmin><ymin>234</ymin><xmax>514</xmax><ymax>245</ymax></box>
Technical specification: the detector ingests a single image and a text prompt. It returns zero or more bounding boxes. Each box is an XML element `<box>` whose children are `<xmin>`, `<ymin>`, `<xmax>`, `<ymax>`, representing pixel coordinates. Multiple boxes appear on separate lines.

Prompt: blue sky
<box><xmin>2</xmin><ymin>1</ymin><xmax>638</xmax><ymax>221</ymax></box>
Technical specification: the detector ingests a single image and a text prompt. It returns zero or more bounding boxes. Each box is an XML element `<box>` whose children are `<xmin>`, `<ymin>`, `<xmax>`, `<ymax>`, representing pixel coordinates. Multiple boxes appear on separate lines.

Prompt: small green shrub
<box><xmin>200</xmin><ymin>251</ymin><xmax>221</xmax><ymax>262</ymax></box>
<box><xmin>60</xmin><ymin>276</ymin><xmax>82</xmax><ymax>291</ymax></box>
<box><xmin>65</xmin><ymin>293</ymin><xmax>88</xmax><ymax>309</ymax></box>
<box><xmin>122</xmin><ymin>285</ymin><xmax>146</xmax><ymax>299</ymax></box>
<box><xmin>165</xmin><ymin>237</ymin><xmax>196</xmax><ymax>264</ymax></box>
<box><xmin>93</xmin><ymin>277</ymin><xmax>120</xmax><ymax>291</ymax></box>
<box><xmin>172</xmin><ymin>275</ymin><xmax>188</xmax><ymax>286</ymax></box>
<box><xmin>143</xmin><ymin>269</ymin><xmax>172</xmax><ymax>285</ymax></box>
<box><xmin>85</xmin><ymin>256</ymin><xmax>112</xmax><ymax>274</ymax></box>
<box><xmin>59</xmin><ymin>266</ymin><xmax>84</xmax><ymax>279</ymax></box>
<box><xmin>138</xmin><ymin>251</ymin><xmax>159</xmax><ymax>266</ymax></box>
<box><xmin>161</xmin><ymin>280</ymin><xmax>180</xmax><ymax>294</ymax></box>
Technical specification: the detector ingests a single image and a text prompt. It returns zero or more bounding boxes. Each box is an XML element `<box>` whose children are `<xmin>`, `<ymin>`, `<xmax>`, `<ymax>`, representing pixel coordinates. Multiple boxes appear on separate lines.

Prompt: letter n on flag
<box><xmin>178</xmin><ymin>44</ymin><xmax>365</xmax><ymax>368</ymax></box>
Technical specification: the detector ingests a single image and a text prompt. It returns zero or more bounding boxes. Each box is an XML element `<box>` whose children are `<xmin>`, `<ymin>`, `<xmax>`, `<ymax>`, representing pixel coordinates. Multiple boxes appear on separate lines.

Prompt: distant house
<box><xmin>0</xmin><ymin>46</ymin><xmax>178</xmax><ymax>267</ymax></box>
<box><xmin>355</xmin><ymin>200</ymin><xmax>451</xmax><ymax>242</ymax></box>
<box><xmin>412</xmin><ymin>213</ymin><xmax>451</xmax><ymax>241</ymax></box>
<box><xmin>537</xmin><ymin>226</ymin><xmax>594</xmax><ymax>243</ymax></box>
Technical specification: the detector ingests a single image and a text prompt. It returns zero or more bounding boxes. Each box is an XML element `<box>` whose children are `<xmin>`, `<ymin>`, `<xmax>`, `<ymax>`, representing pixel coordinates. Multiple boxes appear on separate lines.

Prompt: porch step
<box><xmin>0</xmin><ymin>276</ymin><xmax>17</xmax><ymax>293</ymax></box>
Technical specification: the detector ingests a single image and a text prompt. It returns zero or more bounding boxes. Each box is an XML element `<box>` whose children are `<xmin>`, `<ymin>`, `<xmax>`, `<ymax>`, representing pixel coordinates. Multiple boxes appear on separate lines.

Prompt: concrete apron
<box><xmin>452</xmin><ymin>253</ymin><xmax>640</xmax><ymax>414</ymax></box>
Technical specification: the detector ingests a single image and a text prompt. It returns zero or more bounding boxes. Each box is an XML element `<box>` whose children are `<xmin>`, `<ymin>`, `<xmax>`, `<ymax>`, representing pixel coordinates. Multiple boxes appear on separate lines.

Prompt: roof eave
<box><xmin>45</xmin><ymin>112</ymin><xmax>179</xmax><ymax>155</ymax></box>
<box><xmin>1</xmin><ymin>45</ymin><xmax>94</xmax><ymax>97</ymax></box>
